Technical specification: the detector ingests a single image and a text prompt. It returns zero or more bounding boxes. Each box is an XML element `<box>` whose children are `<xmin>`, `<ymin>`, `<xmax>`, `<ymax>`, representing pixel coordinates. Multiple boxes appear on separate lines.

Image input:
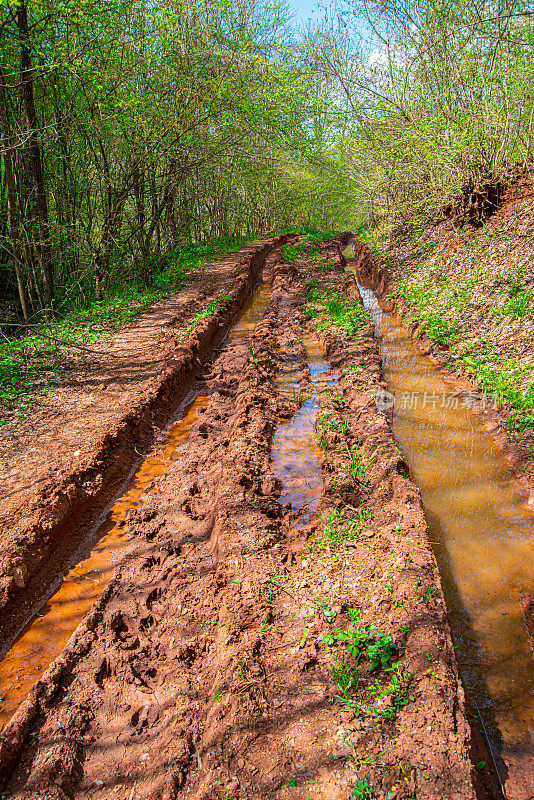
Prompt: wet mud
<box><xmin>355</xmin><ymin>243</ymin><xmax>534</xmax><ymax>800</ymax></box>
<box><xmin>0</xmin><ymin>238</ymin><xmax>476</xmax><ymax>800</ymax></box>
<box><xmin>0</xmin><ymin>237</ymin><xmax>287</xmax><ymax>651</ymax></box>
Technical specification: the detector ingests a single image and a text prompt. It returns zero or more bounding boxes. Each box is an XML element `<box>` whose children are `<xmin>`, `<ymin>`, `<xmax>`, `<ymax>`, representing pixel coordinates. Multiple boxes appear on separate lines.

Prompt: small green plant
<box><xmin>324</xmin><ymin>609</ymin><xmax>396</xmax><ymax>673</ymax></box>
<box><xmin>316</xmin><ymin>596</ymin><xmax>337</xmax><ymax>622</ymax></box>
<box><xmin>418</xmin><ymin>579</ymin><xmax>438</xmax><ymax>605</ymax></box>
<box><xmin>494</xmin><ymin>286</ymin><xmax>532</xmax><ymax>317</ymax></box>
<box><xmin>281</xmin><ymin>242</ymin><xmax>307</xmax><ymax>262</ymax></box>
<box><xmin>305</xmin><ymin>277</ymin><xmax>320</xmax><ymax>298</ymax></box>
<box><xmin>187</xmin><ymin>296</ymin><xmax>230</xmax><ymax>333</ymax></box>
<box><xmin>401</xmin><ymin>759</ymin><xmax>413</xmax><ymax>779</ymax></box>
<box><xmin>344</xmin><ymin>780</ymin><xmax>375</xmax><ymax>799</ymax></box>
<box><xmin>332</xmin><ymin>653</ymin><xmax>362</xmax><ymax>708</ymax></box>
<box><xmin>217</xmin><ymin>780</ymin><xmax>238</xmax><ymax>799</ymax></box>
<box><xmin>317</xmin><ymin>510</ymin><xmax>361</xmax><ymax>549</ymax></box>
<box><xmin>367</xmin><ymin>662</ymin><xmax>415</xmax><ymax>721</ymax></box>
<box><xmin>345</xmin><ymin>443</ymin><xmax>374</xmax><ymax>483</ymax></box>
<box><xmin>316</xmin><ymin>410</ymin><xmax>341</xmax><ymax>446</ymax></box>
<box><xmin>302</xmin><ymin>291</ymin><xmax>371</xmax><ymax>338</ymax></box>
<box><xmin>366</xmin><ymin>632</ymin><xmax>396</xmax><ymax>671</ymax></box>
<box><xmin>292</xmin><ymin>387</ymin><xmax>309</xmax><ymax>404</ymax></box>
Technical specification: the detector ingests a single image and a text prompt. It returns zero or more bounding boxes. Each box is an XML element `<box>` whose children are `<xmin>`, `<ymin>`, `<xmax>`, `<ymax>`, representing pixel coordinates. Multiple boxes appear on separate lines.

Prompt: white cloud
<box><xmin>367</xmin><ymin>46</ymin><xmax>389</xmax><ymax>67</ymax></box>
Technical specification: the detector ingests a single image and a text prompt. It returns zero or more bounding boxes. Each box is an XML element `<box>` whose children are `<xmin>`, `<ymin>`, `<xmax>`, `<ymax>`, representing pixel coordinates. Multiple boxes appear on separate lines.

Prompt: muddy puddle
<box><xmin>0</xmin><ymin>284</ymin><xmax>272</xmax><ymax>731</ymax></box>
<box><xmin>358</xmin><ymin>282</ymin><xmax>534</xmax><ymax>799</ymax></box>
<box><xmin>272</xmin><ymin>336</ymin><xmax>338</xmax><ymax>527</ymax></box>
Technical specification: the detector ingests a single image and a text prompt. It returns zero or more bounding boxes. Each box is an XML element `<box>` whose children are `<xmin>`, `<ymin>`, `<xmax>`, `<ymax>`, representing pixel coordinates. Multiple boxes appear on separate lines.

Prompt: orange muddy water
<box><xmin>358</xmin><ymin>282</ymin><xmax>534</xmax><ymax>800</ymax></box>
<box><xmin>0</xmin><ymin>285</ymin><xmax>272</xmax><ymax>731</ymax></box>
<box><xmin>272</xmin><ymin>336</ymin><xmax>338</xmax><ymax>526</ymax></box>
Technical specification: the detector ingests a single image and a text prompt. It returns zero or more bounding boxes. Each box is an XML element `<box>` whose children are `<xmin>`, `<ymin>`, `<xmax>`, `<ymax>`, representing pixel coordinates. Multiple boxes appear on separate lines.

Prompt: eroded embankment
<box><xmin>353</xmin><ymin>240</ymin><xmax>534</xmax><ymax>800</ymax></box>
<box><xmin>0</xmin><ymin>237</ymin><xmax>287</xmax><ymax>651</ymax></box>
<box><xmin>0</xmin><ymin>238</ymin><xmax>476</xmax><ymax>800</ymax></box>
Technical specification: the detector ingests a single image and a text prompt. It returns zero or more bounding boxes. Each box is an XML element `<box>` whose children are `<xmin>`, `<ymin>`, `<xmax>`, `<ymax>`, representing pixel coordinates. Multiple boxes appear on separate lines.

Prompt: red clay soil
<box><xmin>0</xmin><ymin>237</ymin><xmax>287</xmax><ymax>648</ymax></box>
<box><xmin>0</xmin><ymin>239</ymin><xmax>480</xmax><ymax>800</ymax></box>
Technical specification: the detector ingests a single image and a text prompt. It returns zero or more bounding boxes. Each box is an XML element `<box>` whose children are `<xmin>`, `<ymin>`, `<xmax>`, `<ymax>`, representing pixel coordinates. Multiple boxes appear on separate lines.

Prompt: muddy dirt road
<box><xmin>0</xmin><ymin>238</ymin><xmax>477</xmax><ymax>800</ymax></box>
<box><xmin>0</xmin><ymin>238</ymin><xmax>285</xmax><ymax>649</ymax></box>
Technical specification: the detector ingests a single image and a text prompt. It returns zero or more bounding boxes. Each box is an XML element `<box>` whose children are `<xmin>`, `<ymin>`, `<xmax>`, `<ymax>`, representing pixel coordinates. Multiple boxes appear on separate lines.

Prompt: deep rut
<box><xmin>1</xmin><ymin>240</ymin><xmax>477</xmax><ymax>800</ymax></box>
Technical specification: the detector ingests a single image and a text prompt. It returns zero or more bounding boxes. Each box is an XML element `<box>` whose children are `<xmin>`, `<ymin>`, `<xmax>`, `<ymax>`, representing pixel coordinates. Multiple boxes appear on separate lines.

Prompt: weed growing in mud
<box><xmin>344</xmin><ymin>780</ymin><xmax>375</xmax><ymax>799</ymax></box>
<box><xmin>316</xmin><ymin>410</ymin><xmax>341</xmax><ymax>446</ymax></box>
<box><xmin>324</xmin><ymin>295</ymin><xmax>371</xmax><ymax>337</ymax></box>
<box><xmin>313</xmin><ymin>507</ymin><xmax>373</xmax><ymax>552</ymax></box>
<box><xmin>321</xmin><ymin>608</ymin><xmax>415</xmax><ymax>728</ymax></box>
<box><xmin>417</xmin><ymin>579</ymin><xmax>438</xmax><ymax>605</ymax></box>
<box><xmin>325</xmin><ymin>389</ymin><xmax>344</xmax><ymax>402</ymax></box>
<box><xmin>217</xmin><ymin>780</ymin><xmax>238</xmax><ymax>799</ymax></box>
<box><xmin>316</xmin><ymin>595</ymin><xmax>338</xmax><ymax>622</ymax></box>
<box><xmin>318</xmin><ymin>510</ymin><xmax>361</xmax><ymax>549</ymax></box>
<box><xmin>345</xmin><ymin>443</ymin><xmax>374</xmax><ymax>483</ymax></box>
<box><xmin>366</xmin><ymin>663</ymin><xmax>415</xmax><ymax>721</ymax></box>
<box><xmin>323</xmin><ymin>609</ymin><xmax>395</xmax><ymax>672</ymax></box>
<box><xmin>187</xmin><ymin>297</ymin><xmax>229</xmax><ymax>333</ymax></box>
<box><xmin>292</xmin><ymin>387</ymin><xmax>309</xmax><ymax>404</ymax></box>
<box><xmin>302</xmin><ymin>291</ymin><xmax>371</xmax><ymax>338</ymax></box>
<box><xmin>332</xmin><ymin>653</ymin><xmax>362</xmax><ymax>708</ymax></box>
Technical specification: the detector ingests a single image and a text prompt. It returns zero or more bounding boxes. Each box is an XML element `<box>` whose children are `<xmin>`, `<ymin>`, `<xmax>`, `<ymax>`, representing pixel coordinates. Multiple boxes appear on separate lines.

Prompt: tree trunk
<box><xmin>17</xmin><ymin>0</ymin><xmax>54</xmax><ymax>316</ymax></box>
<box><xmin>0</xmin><ymin>67</ymin><xmax>29</xmax><ymax>320</ymax></box>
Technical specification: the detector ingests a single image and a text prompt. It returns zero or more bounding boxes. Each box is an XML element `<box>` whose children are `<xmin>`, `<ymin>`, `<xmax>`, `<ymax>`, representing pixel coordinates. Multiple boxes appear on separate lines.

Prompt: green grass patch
<box><xmin>303</xmin><ymin>289</ymin><xmax>371</xmax><ymax>338</ymax></box>
<box><xmin>493</xmin><ymin>278</ymin><xmax>532</xmax><ymax>318</ymax></box>
<box><xmin>0</xmin><ymin>235</ymin><xmax>251</xmax><ymax>419</ymax></box>
<box><xmin>396</xmin><ymin>272</ymin><xmax>534</xmax><ymax>436</ymax></box>
<box><xmin>281</xmin><ymin>242</ymin><xmax>307</xmax><ymax>262</ymax></box>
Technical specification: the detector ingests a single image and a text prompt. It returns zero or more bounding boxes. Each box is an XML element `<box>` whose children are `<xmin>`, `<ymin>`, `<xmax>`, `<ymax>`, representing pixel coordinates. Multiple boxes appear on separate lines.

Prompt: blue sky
<box><xmin>288</xmin><ymin>0</ymin><xmax>325</xmax><ymax>24</ymax></box>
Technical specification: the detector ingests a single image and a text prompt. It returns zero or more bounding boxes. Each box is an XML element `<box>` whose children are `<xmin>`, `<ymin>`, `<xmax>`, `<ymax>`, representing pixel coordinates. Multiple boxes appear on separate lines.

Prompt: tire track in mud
<box><xmin>0</xmin><ymin>237</ymin><xmax>288</xmax><ymax>651</ymax></box>
<box><xmin>1</xmin><ymin>240</ymin><xmax>478</xmax><ymax>800</ymax></box>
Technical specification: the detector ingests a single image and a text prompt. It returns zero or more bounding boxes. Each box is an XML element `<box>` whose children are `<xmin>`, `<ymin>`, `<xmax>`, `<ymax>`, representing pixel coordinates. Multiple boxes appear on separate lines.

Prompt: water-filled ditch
<box><xmin>0</xmin><ymin>284</ymin><xmax>272</xmax><ymax>731</ymax></box>
<box><xmin>357</xmin><ymin>280</ymin><xmax>534</xmax><ymax>799</ymax></box>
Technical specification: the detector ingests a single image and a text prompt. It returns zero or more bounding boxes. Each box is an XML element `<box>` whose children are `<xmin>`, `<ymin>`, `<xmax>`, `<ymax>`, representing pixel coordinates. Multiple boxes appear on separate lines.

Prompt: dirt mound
<box><xmin>442</xmin><ymin>173</ymin><xmax>505</xmax><ymax>228</ymax></box>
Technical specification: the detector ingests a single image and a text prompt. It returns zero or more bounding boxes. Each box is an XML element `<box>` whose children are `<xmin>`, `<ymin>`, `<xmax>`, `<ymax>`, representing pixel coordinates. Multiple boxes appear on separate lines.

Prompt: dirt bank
<box><xmin>0</xmin><ymin>237</ymin><xmax>477</xmax><ymax>800</ymax></box>
<box><xmin>0</xmin><ymin>237</ymin><xmax>287</xmax><ymax>649</ymax></box>
<box><xmin>357</xmin><ymin>178</ymin><xmax>534</xmax><ymax>500</ymax></box>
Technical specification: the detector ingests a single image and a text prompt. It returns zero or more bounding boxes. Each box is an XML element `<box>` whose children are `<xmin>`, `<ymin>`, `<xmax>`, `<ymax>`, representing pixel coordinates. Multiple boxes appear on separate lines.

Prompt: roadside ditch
<box><xmin>0</xmin><ymin>236</ymin><xmax>479</xmax><ymax>800</ymax></box>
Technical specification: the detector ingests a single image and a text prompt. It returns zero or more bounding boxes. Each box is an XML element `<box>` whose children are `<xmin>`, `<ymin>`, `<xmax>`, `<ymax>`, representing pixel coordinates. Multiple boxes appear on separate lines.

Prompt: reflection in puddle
<box><xmin>228</xmin><ymin>284</ymin><xmax>271</xmax><ymax>342</ymax></box>
<box><xmin>0</xmin><ymin>284</ymin><xmax>272</xmax><ymax>731</ymax></box>
<box><xmin>271</xmin><ymin>336</ymin><xmax>338</xmax><ymax>526</ymax></box>
<box><xmin>358</xmin><ymin>282</ymin><xmax>534</xmax><ymax>798</ymax></box>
